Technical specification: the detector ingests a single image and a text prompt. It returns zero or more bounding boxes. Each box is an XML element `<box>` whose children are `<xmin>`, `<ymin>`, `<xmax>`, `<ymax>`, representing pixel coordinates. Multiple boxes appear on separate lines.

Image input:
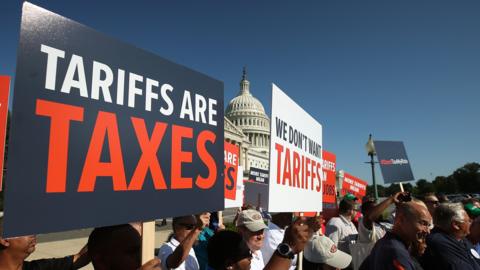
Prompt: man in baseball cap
<box><xmin>236</xmin><ymin>209</ymin><xmax>268</xmax><ymax>270</ymax></box>
<box><xmin>303</xmin><ymin>234</ymin><xmax>352</xmax><ymax>270</ymax></box>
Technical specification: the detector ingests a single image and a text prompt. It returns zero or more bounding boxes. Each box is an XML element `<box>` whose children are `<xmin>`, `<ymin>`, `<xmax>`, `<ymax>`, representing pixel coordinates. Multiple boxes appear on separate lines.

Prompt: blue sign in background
<box><xmin>3</xmin><ymin>2</ymin><xmax>224</xmax><ymax>237</ymax></box>
<box><xmin>374</xmin><ymin>140</ymin><xmax>414</xmax><ymax>184</ymax></box>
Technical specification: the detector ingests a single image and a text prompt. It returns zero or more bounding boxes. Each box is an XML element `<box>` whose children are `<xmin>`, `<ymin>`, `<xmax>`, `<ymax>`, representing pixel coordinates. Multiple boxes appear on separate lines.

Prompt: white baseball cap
<box><xmin>236</xmin><ymin>209</ymin><xmax>267</xmax><ymax>232</ymax></box>
<box><xmin>304</xmin><ymin>235</ymin><xmax>352</xmax><ymax>269</ymax></box>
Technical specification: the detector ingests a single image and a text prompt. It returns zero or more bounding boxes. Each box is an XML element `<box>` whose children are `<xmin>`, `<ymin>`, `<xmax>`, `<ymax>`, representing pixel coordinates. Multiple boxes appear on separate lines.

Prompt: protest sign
<box><xmin>374</xmin><ymin>140</ymin><xmax>414</xmax><ymax>184</ymax></box>
<box><xmin>224</xmin><ymin>141</ymin><xmax>239</xmax><ymax>200</ymax></box>
<box><xmin>249</xmin><ymin>167</ymin><xmax>269</xmax><ymax>185</ymax></box>
<box><xmin>341</xmin><ymin>173</ymin><xmax>367</xmax><ymax>199</ymax></box>
<box><xmin>322</xmin><ymin>150</ymin><xmax>336</xmax><ymax>204</ymax></box>
<box><xmin>0</xmin><ymin>76</ymin><xmax>10</xmax><ymax>191</ymax></box>
<box><xmin>269</xmin><ymin>84</ymin><xmax>323</xmax><ymax>212</ymax></box>
<box><xmin>225</xmin><ymin>166</ymin><xmax>244</xmax><ymax>208</ymax></box>
<box><xmin>3</xmin><ymin>2</ymin><xmax>224</xmax><ymax>237</ymax></box>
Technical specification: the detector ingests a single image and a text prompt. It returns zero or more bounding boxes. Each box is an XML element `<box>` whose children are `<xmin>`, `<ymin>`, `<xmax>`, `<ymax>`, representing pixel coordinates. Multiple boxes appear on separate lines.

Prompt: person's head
<box><xmin>172</xmin><ymin>215</ymin><xmax>198</xmax><ymax>242</ymax></box>
<box><xmin>393</xmin><ymin>201</ymin><xmax>432</xmax><ymax>246</ymax></box>
<box><xmin>464</xmin><ymin>202</ymin><xmax>480</xmax><ymax>220</ymax></box>
<box><xmin>271</xmin><ymin>213</ymin><xmax>293</xmax><ymax>229</ymax></box>
<box><xmin>423</xmin><ymin>193</ymin><xmax>440</xmax><ymax>216</ymax></box>
<box><xmin>208</xmin><ymin>230</ymin><xmax>252</xmax><ymax>270</ymax></box>
<box><xmin>434</xmin><ymin>202</ymin><xmax>471</xmax><ymax>240</ymax></box>
<box><xmin>360</xmin><ymin>200</ymin><xmax>376</xmax><ymax>217</ymax></box>
<box><xmin>303</xmin><ymin>234</ymin><xmax>352</xmax><ymax>270</ymax></box>
<box><xmin>468</xmin><ymin>216</ymin><xmax>480</xmax><ymax>245</ymax></box>
<box><xmin>87</xmin><ymin>224</ymin><xmax>142</xmax><ymax>270</ymax></box>
<box><xmin>235</xmin><ymin>209</ymin><xmax>267</xmax><ymax>251</ymax></box>
<box><xmin>0</xmin><ymin>219</ymin><xmax>37</xmax><ymax>260</ymax></box>
<box><xmin>437</xmin><ymin>193</ymin><xmax>449</xmax><ymax>203</ymax></box>
<box><xmin>338</xmin><ymin>199</ymin><xmax>358</xmax><ymax>220</ymax></box>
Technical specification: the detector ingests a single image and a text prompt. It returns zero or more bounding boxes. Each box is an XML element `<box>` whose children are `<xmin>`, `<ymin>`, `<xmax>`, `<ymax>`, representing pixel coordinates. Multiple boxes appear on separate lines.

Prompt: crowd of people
<box><xmin>1</xmin><ymin>191</ymin><xmax>480</xmax><ymax>270</ymax></box>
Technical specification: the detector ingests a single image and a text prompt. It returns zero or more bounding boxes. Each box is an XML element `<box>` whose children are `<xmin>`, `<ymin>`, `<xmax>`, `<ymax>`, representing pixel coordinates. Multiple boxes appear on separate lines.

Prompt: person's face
<box><xmin>1</xmin><ymin>235</ymin><xmax>37</xmax><ymax>259</ymax></box>
<box><xmin>175</xmin><ymin>216</ymin><xmax>197</xmax><ymax>242</ymax></box>
<box><xmin>243</xmin><ymin>229</ymin><xmax>264</xmax><ymax>251</ymax></box>
<box><xmin>101</xmin><ymin>229</ymin><xmax>142</xmax><ymax>270</ymax></box>
<box><xmin>198</xmin><ymin>212</ymin><xmax>211</xmax><ymax>228</ymax></box>
<box><xmin>402</xmin><ymin>207</ymin><xmax>432</xmax><ymax>245</ymax></box>
<box><xmin>453</xmin><ymin>211</ymin><xmax>471</xmax><ymax>239</ymax></box>
<box><xmin>469</xmin><ymin>217</ymin><xmax>480</xmax><ymax>244</ymax></box>
<box><xmin>424</xmin><ymin>196</ymin><xmax>440</xmax><ymax>215</ymax></box>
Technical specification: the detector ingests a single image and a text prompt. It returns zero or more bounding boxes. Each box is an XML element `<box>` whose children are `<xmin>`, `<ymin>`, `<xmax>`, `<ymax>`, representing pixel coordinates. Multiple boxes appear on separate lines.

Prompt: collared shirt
<box><xmin>260</xmin><ymin>221</ymin><xmax>297</xmax><ymax>270</ymax></box>
<box><xmin>360</xmin><ymin>231</ymin><xmax>418</xmax><ymax>270</ymax></box>
<box><xmin>357</xmin><ymin>216</ymin><xmax>386</xmax><ymax>243</ymax></box>
<box><xmin>158</xmin><ymin>236</ymin><xmax>200</xmax><ymax>270</ymax></box>
<box><xmin>421</xmin><ymin>228</ymin><xmax>480</xmax><ymax>270</ymax></box>
<box><xmin>250</xmin><ymin>249</ymin><xmax>265</xmax><ymax>270</ymax></box>
<box><xmin>325</xmin><ymin>215</ymin><xmax>358</xmax><ymax>254</ymax></box>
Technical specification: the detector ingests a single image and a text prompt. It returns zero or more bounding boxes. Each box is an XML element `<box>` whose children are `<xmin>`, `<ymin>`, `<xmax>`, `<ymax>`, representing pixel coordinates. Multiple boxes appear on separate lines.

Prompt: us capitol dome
<box><xmin>224</xmin><ymin>68</ymin><xmax>270</xmax><ymax>174</ymax></box>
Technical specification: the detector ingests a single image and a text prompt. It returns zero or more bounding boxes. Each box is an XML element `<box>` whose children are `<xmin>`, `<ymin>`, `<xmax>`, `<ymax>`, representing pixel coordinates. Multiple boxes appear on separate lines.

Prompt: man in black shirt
<box><xmin>420</xmin><ymin>202</ymin><xmax>480</xmax><ymax>270</ymax></box>
<box><xmin>360</xmin><ymin>201</ymin><xmax>432</xmax><ymax>270</ymax></box>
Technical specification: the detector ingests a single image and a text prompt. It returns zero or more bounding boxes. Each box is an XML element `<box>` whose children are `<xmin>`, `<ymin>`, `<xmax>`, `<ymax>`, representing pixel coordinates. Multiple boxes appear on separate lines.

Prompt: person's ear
<box><xmin>0</xmin><ymin>238</ymin><xmax>10</xmax><ymax>247</ymax></box>
<box><xmin>452</xmin><ymin>221</ymin><xmax>461</xmax><ymax>231</ymax></box>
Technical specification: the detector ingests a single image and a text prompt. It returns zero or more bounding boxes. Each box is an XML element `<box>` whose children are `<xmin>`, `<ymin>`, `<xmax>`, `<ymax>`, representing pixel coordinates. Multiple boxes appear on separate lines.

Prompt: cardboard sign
<box><xmin>374</xmin><ymin>140</ymin><xmax>414</xmax><ymax>184</ymax></box>
<box><xmin>225</xmin><ymin>166</ymin><xmax>244</xmax><ymax>208</ymax></box>
<box><xmin>224</xmin><ymin>142</ymin><xmax>239</xmax><ymax>200</ymax></box>
<box><xmin>297</xmin><ymin>150</ymin><xmax>336</xmax><ymax>216</ymax></box>
<box><xmin>269</xmin><ymin>84</ymin><xmax>323</xmax><ymax>212</ymax></box>
<box><xmin>249</xmin><ymin>167</ymin><xmax>269</xmax><ymax>184</ymax></box>
<box><xmin>3</xmin><ymin>2</ymin><xmax>224</xmax><ymax>237</ymax></box>
<box><xmin>244</xmin><ymin>179</ymin><xmax>269</xmax><ymax>210</ymax></box>
<box><xmin>322</xmin><ymin>150</ymin><xmax>336</xmax><ymax>204</ymax></box>
<box><xmin>0</xmin><ymin>76</ymin><xmax>10</xmax><ymax>191</ymax></box>
<box><xmin>341</xmin><ymin>173</ymin><xmax>367</xmax><ymax>199</ymax></box>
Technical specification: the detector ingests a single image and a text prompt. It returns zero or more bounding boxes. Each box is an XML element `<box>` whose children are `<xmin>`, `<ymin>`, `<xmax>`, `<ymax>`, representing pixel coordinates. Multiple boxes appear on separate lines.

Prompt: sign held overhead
<box><xmin>268</xmin><ymin>84</ymin><xmax>323</xmax><ymax>212</ymax></box>
<box><xmin>3</xmin><ymin>2</ymin><xmax>224</xmax><ymax>237</ymax></box>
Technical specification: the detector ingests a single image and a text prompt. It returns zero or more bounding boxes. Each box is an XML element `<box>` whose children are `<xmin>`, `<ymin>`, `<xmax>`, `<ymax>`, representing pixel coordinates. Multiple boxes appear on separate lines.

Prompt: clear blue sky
<box><xmin>1</xmin><ymin>0</ymin><xmax>479</xmax><ymax>187</ymax></box>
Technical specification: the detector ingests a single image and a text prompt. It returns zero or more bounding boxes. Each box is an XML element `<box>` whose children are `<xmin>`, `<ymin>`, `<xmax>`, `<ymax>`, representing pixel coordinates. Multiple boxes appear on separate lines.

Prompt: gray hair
<box><xmin>433</xmin><ymin>203</ymin><xmax>466</xmax><ymax>230</ymax></box>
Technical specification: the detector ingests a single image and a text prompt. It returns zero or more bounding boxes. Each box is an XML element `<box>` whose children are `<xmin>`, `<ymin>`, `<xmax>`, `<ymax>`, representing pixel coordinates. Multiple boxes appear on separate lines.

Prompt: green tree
<box><xmin>452</xmin><ymin>162</ymin><xmax>480</xmax><ymax>193</ymax></box>
<box><xmin>414</xmin><ymin>179</ymin><xmax>435</xmax><ymax>196</ymax></box>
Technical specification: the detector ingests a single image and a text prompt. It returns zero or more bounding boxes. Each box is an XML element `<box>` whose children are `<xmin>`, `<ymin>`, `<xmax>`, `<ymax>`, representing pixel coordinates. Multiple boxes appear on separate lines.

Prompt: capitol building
<box><xmin>224</xmin><ymin>68</ymin><xmax>270</xmax><ymax>175</ymax></box>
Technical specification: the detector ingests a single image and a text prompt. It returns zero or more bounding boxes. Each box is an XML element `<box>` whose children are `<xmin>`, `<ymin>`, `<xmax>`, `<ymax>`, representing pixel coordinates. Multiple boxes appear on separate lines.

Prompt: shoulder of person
<box><xmin>326</xmin><ymin>217</ymin><xmax>342</xmax><ymax>225</ymax></box>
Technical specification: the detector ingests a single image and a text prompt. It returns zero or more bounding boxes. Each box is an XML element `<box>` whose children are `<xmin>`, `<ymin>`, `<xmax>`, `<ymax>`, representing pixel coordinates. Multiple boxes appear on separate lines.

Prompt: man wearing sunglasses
<box><xmin>157</xmin><ymin>214</ymin><xmax>209</xmax><ymax>270</ymax></box>
<box><xmin>423</xmin><ymin>193</ymin><xmax>440</xmax><ymax>217</ymax></box>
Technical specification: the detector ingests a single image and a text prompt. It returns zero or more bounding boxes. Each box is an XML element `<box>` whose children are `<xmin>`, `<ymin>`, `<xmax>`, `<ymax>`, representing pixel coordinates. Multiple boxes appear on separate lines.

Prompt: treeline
<box><xmin>366</xmin><ymin>162</ymin><xmax>480</xmax><ymax>197</ymax></box>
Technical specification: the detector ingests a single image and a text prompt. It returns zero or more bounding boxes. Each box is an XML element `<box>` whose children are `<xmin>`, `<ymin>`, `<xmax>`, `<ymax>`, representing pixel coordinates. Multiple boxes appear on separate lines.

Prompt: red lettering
<box><xmin>293</xmin><ymin>151</ymin><xmax>301</xmax><ymax>188</ymax></box>
<box><xmin>128</xmin><ymin>117</ymin><xmax>167</xmax><ymax>190</ymax></box>
<box><xmin>275</xmin><ymin>143</ymin><xmax>284</xmax><ymax>184</ymax></box>
<box><xmin>305</xmin><ymin>157</ymin><xmax>311</xmax><ymax>190</ymax></box>
<box><xmin>36</xmin><ymin>99</ymin><xmax>84</xmax><ymax>193</ymax></box>
<box><xmin>196</xmin><ymin>130</ymin><xmax>217</xmax><ymax>189</ymax></box>
<box><xmin>310</xmin><ymin>160</ymin><xmax>316</xmax><ymax>191</ymax></box>
<box><xmin>171</xmin><ymin>125</ymin><xmax>193</xmax><ymax>189</ymax></box>
<box><xmin>78</xmin><ymin>111</ymin><xmax>127</xmax><ymax>192</ymax></box>
<box><xmin>316</xmin><ymin>162</ymin><xmax>322</xmax><ymax>192</ymax></box>
<box><xmin>282</xmin><ymin>147</ymin><xmax>292</xmax><ymax>186</ymax></box>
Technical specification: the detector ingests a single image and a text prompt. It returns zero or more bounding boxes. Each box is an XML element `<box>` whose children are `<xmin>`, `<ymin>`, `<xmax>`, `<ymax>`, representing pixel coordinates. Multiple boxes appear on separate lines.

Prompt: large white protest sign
<box><xmin>268</xmin><ymin>84</ymin><xmax>323</xmax><ymax>212</ymax></box>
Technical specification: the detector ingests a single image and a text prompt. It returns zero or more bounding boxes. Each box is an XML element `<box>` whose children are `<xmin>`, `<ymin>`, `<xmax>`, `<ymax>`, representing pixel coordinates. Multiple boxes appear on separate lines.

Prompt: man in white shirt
<box><xmin>261</xmin><ymin>213</ymin><xmax>297</xmax><ymax>270</ymax></box>
<box><xmin>236</xmin><ymin>209</ymin><xmax>268</xmax><ymax>270</ymax></box>
<box><xmin>157</xmin><ymin>215</ymin><xmax>208</xmax><ymax>270</ymax></box>
<box><xmin>326</xmin><ymin>199</ymin><xmax>359</xmax><ymax>255</ymax></box>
